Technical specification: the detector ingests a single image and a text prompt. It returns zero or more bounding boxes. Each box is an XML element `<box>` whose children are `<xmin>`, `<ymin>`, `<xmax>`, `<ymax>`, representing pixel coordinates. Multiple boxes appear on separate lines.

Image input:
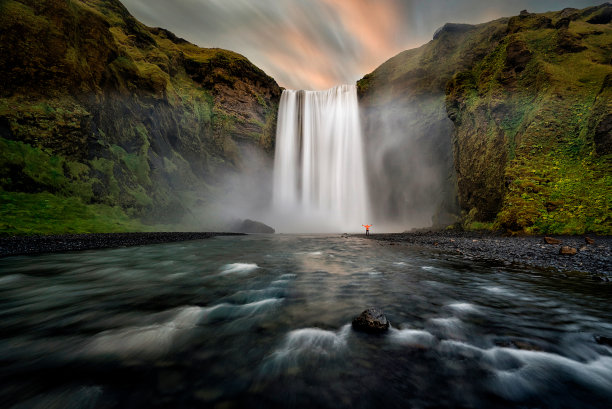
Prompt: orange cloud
<box><xmin>321</xmin><ymin>0</ymin><xmax>406</xmax><ymax>75</ymax></box>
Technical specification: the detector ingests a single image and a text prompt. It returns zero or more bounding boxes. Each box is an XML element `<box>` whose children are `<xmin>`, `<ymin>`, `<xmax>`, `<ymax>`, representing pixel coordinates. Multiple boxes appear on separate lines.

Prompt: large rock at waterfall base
<box><xmin>352</xmin><ymin>308</ymin><xmax>390</xmax><ymax>333</ymax></box>
<box><xmin>233</xmin><ymin>219</ymin><xmax>275</xmax><ymax>234</ymax></box>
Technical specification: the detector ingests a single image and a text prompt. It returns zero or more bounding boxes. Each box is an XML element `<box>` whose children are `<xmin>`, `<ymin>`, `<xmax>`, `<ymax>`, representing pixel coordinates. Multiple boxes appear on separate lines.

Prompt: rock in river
<box><xmin>232</xmin><ymin>219</ymin><xmax>275</xmax><ymax>234</ymax></box>
<box><xmin>352</xmin><ymin>308</ymin><xmax>390</xmax><ymax>333</ymax></box>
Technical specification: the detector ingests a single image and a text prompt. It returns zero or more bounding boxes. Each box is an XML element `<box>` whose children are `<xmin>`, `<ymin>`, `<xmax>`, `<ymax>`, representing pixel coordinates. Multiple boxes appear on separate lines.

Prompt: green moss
<box><xmin>90</xmin><ymin>157</ymin><xmax>120</xmax><ymax>199</ymax></box>
<box><xmin>0</xmin><ymin>189</ymin><xmax>166</xmax><ymax>235</ymax></box>
<box><xmin>0</xmin><ymin>0</ymin><xmax>280</xmax><ymax>234</ymax></box>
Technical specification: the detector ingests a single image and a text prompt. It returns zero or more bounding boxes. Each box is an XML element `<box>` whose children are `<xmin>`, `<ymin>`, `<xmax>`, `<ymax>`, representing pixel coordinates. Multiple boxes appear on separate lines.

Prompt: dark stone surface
<box><xmin>352</xmin><ymin>308</ymin><xmax>390</xmax><ymax>333</ymax></box>
<box><xmin>233</xmin><ymin>219</ymin><xmax>275</xmax><ymax>234</ymax></box>
<box><xmin>595</xmin><ymin>335</ymin><xmax>612</xmax><ymax>347</ymax></box>
<box><xmin>0</xmin><ymin>232</ymin><xmax>244</xmax><ymax>258</ymax></box>
<box><xmin>364</xmin><ymin>231</ymin><xmax>611</xmax><ymax>276</ymax></box>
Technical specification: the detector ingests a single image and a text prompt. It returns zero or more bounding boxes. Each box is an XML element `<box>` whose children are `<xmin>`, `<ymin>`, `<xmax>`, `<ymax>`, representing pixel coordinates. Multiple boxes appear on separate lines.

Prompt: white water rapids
<box><xmin>272</xmin><ymin>85</ymin><xmax>369</xmax><ymax>233</ymax></box>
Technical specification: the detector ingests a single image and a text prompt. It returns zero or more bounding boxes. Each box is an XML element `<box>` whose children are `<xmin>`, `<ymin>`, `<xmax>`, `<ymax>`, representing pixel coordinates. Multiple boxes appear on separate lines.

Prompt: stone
<box><xmin>559</xmin><ymin>246</ymin><xmax>577</xmax><ymax>255</ymax></box>
<box><xmin>595</xmin><ymin>335</ymin><xmax>612</xmax><ymax>347</ymax></box>
<box><xmin>544</xmin><ymin>237</ymin><xmax>561</xmax><ymax>244</ymax></box>
<box><xmin>585</xmin><ymin>236</ymin><xmax>595</xmax><ymax>245</ymax></box>
<box><xmin>232</xmin><ymin>219</ymin><xmax>275</xmax><ymax>234</ymax></box>
<box><xmin>352</xmin><ymin>308</ymin><xmax>390</xmax><ymax>333</ymax></box>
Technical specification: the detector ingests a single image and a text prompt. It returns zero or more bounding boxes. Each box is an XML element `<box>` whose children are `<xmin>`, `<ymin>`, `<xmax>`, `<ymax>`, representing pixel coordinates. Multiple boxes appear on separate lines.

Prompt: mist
<box><xmin>360</xmin><ymin>93</ymin><xmax>458</xmax><ymax>233</ymax></box>
<box><xmin>188</xmin><ymin>143</ymin><xmax>277</xmax><ymax>232</ymax></box>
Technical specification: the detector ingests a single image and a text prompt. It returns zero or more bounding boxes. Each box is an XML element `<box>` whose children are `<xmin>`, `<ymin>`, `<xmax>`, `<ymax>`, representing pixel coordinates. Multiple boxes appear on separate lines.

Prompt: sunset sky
<box><xmin>122</xmin><ymin>0</ymin><xmax>605</xmax><ymax>90</ymax></box>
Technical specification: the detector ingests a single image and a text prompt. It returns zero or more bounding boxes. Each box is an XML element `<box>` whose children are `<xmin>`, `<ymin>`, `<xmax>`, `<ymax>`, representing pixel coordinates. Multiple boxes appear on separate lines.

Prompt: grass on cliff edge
<box><xmin>0</xmin><ymin>190</ymin><xmax>166</xmax><ymax>235</ymax></box>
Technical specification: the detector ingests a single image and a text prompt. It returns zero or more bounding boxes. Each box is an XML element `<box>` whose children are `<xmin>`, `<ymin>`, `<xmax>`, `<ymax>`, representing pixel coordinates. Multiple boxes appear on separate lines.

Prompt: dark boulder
<box><xmin>233</xmin><ymin>219</ymin><xmax>275</xmax><ymax>234</ymax></box>
<box><xmin>352</xmin><ymin>308</ymin><xmax>390</xmax><ymax>333</ymax></box>
<box><xmin>595</xmin><ymin>335</ymin><xmax>612</xmax><ymax>347</ymax></box>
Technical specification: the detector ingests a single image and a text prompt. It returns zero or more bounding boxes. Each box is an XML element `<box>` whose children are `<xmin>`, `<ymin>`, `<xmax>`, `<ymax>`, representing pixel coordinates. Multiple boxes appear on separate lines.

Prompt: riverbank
<box><xmin>0</xmin><ymin>232</ymin><xmax>245</xmax><ymax>258</ymax></box>
<box><xmin>365</xmin><ymin>231</ymin><xmax>611</xmax><ymax>278</ymax></box>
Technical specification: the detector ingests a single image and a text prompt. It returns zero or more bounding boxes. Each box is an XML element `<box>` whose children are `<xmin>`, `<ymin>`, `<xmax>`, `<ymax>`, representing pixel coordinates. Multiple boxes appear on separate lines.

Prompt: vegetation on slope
<box><xmin>360</xmin><ymin>4</ymin><xmax>611</xmax><ymax>234</ymax></box>
<box><xmin>446</xmin><ymin>6</ymin><xmax>611</xmax><ymax>234</ymax></box>
<box><xmin>0</xmin><ymin>0</ymin><xmax>281</xmax><ymax>234</ymax></box>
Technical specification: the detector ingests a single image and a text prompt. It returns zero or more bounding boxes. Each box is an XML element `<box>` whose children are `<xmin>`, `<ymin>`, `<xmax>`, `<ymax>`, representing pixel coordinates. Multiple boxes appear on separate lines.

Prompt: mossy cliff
<box><xmin>0</xmin><ymin>0</ymin><xmax>281</xmax><ymax>234</ymax></box>
<box><xmin>359</xmin><ymin>4</ymin><xmax>611</xmax><ymax>234</ymax></box>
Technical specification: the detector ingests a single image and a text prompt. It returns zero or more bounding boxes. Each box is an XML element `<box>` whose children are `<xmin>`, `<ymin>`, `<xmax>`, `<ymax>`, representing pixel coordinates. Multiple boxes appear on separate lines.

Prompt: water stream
<box><xmin>273</xmin><ymin>85</ymin><xmax>369</xmax><ymax>232</ymax></box>
<box><xmin>0</xmin><ymin>235</ymin><xmax>611</xmax><ymax>408</ymax></box>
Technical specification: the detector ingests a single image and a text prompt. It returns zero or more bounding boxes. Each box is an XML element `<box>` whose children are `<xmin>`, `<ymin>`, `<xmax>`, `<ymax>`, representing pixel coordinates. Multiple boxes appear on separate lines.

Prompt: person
<box><xmin>362</xmin><ymin>224</ymin><xmax>372</xmax><ymax>236</ymax></box>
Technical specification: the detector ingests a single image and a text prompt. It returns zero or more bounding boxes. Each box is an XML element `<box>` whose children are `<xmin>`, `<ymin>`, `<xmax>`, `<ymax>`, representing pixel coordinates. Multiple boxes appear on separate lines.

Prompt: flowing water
<box><xmin>1</xmin><ymin>235</ymin><xmax>611</xmax><ymax>409</ymax></box>
<box><xmin>273</xmin><ymin>85</ymin><xmax>369</xmax><ymax>232</ymax></box>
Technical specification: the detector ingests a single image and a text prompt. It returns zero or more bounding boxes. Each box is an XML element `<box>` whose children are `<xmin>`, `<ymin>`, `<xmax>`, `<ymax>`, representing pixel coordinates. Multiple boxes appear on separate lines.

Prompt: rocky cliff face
<box><xmin>359</xmin><ymin>4</ymin><xmax>611</xmax><ymax>234</ymax></box>
<box><xmin>0</xmin><ymin>0</ymin><xmax>281</xmax><ymax>233</ymax></box>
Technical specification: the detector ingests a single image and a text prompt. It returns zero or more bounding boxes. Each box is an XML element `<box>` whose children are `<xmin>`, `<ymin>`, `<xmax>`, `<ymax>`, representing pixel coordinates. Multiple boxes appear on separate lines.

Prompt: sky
<box><xmin>122</xmin><ymin>0</ymin><xmax>606</xmax><ymax>90</ymax></box>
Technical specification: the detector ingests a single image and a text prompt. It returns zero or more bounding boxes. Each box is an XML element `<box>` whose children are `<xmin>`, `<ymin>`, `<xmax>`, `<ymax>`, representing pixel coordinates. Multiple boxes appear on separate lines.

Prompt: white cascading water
<box><xmin>272</xmin><ymin>84</ymin><xmax>369</xmax><ymax>233</ymax></box>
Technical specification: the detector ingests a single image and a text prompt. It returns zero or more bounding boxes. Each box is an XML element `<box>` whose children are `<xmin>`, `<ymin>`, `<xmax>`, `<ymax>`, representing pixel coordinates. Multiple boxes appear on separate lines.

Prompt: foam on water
<box><xmin>389</xmin><ymin>328</ymin><xmax>437</xmax><ymax>348</ymax></box>
<box><xmin>219</xmin><ymin>263</ymin><xmax>259</xmax><ymax>275</ymax></box>
<box><xmin>437</xmin><ymin>340</ymin><xmax>612</xmax><ymax>403</ymax></box>
<box><xmin>481</xmin><ymin>285</ymin><xmax>519</xmax><ymax>297</ymax></box>
<box><xmin>202</xmin><ymin>298</ymin><xmax>281</xmax><ymax>323</ymax></box>
<box><xmin>85</xmin><ymin>306</ymin><xmax>203</xmax><ymax>358</ymax></box>
<box><xmin>0</xmin><ymin>274</ymin><xmax>26</xmax><ymax>285</ymax></box>
<box><xmin>260</xmin><ymin>324</ymin><xmax>352</xmax><ymax>377</ymax></box>
<box><xmin>226</xmin><ymin>288</ymin><xmax>285</xmax><ymax>304</ymax></box>
<box><xmin>446</xmin><ymin>302</ymin><xmax>481</xmax><ymax>314</ymax></box>
<box><xmin>427</xmin><ymin>317</ymin><xmax>466</xmax><ymax>340</ymax></box>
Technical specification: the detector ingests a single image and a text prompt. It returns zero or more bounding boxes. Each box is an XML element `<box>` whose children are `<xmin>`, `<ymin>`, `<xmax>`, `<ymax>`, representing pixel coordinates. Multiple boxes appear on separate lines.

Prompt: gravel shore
<box><xmin>365</xmin><ymin>231</ymin><xmax>611</xmax><ymax>278</ymax></box>
<box><xmin>0</xmin><ymin>232</ymin><xmax>244</xmax><ymax>258</ymax></box>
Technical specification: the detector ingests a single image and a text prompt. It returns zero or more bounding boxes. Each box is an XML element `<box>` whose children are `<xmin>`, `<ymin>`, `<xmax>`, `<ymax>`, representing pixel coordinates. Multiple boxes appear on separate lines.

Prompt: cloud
<box><xmin>122</xmin><ymin>0</ymin><xmax>604</xmax><ymax>90</ymax></box>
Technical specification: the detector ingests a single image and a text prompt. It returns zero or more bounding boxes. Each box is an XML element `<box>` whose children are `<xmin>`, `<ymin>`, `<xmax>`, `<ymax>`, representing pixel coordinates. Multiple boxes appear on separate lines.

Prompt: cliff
<box><xmin>359</xmin><ymin>4</ymin><xmax>611</xmax><ymax>234</ymax></box>
<box><xmin>0</xmin><ymin>0</ymin><xmax>281</xmax><ymax>234</ymax></box>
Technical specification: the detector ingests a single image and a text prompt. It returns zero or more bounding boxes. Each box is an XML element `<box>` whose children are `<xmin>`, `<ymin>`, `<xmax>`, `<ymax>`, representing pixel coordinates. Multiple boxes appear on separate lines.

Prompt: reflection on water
<box><xmin>0</xmin><ymin>235</ymin><xmax>611</xmax><ymax>408</ymax></box>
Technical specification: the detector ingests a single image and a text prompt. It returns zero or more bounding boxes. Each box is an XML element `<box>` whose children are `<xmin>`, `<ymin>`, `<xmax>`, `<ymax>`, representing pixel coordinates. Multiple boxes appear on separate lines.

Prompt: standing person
<box><xmin>362</xmin><ymin>224</ymin><xmax>372</xmax><ymax>236</ymax></box>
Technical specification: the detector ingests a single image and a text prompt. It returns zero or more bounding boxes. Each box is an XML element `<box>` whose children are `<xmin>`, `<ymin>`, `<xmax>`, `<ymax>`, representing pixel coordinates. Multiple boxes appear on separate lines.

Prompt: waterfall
<box><xmin>273</xmin><ymin>84</ymin><xmax>369</xmax><ymax>233</ymax></box>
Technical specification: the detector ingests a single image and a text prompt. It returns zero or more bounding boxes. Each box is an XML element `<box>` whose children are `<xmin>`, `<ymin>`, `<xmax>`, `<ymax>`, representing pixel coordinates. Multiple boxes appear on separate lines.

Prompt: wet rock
<box><xmin>595</xmin><ymin>335</ymin><xmax>612</xmax><ymax>347</ymax></box>
<box><xmin>544</xmin><ymin>237</ymin><xmax>561</xmax><ymax>244</ymax></box>
<box><xmin>559</xmin><ymin>246</ymin><xmax>577</xmax><ymax>255</ymax></box>
<box><xmin>232</xmin><ymin>219</ymin><xmax>275</xmax><ymax>234</ymax></box>
<box><xmin>352</xmin><ymin>308</ymin><xmax>390</xmax><ymax>333</ymax></box>
<box><xmin>585</xmin><ymin>236</ymin><xmax>595</xmax><ymax>245</ymax></box>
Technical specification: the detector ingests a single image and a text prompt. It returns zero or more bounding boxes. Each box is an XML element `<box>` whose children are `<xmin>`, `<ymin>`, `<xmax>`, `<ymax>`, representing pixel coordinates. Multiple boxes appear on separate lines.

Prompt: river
<box><xmin>1</xmin><ymin>235</ymin><xmax>610</xmax><ymax>408</ymax></box>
